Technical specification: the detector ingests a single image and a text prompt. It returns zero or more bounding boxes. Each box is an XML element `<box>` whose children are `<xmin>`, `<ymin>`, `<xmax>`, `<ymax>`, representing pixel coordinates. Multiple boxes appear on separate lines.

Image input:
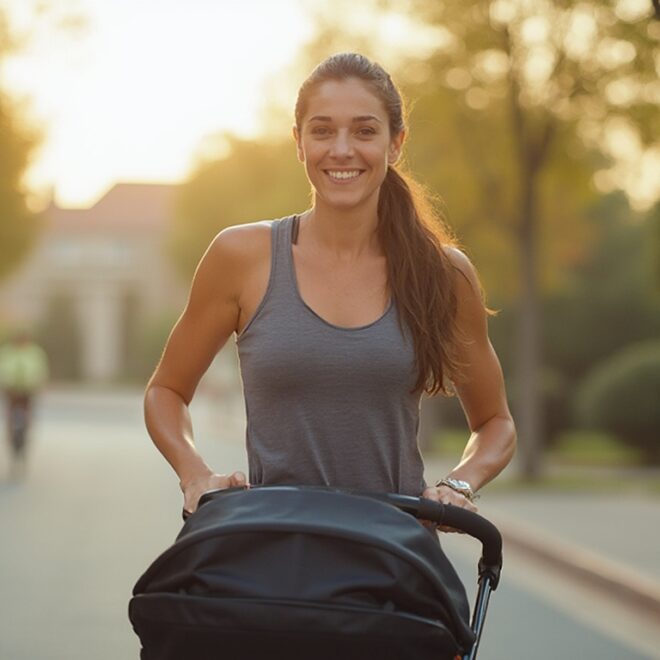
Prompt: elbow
<box><xmin>143</xmin><ymin>375</ymin><xmax>159</xmax><ymax>416</ymax></box>
<box><xmin>504</xmin><ymin>415</ymin><xmax>517</xmax><ymax>467</ymax></box>
<box><xmin>143</xmin><ymin>379</ymin><xmax>191</xmax><ymax>414</ymax></box>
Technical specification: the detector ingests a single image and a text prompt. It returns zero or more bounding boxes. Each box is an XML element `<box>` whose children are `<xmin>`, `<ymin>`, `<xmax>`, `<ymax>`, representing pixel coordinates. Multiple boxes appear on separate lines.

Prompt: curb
<box><xmin>490</xmin><ymin>511</ymin><xmax>660</xmax><ymax>621</ymax></box>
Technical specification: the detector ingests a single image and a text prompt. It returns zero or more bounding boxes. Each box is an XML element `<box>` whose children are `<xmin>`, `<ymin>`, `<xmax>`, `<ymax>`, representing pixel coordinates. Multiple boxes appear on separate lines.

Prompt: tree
<box><xmin>0</xmin><ymin>59</ymin><xmax>41</xmax><ymax>281</ymax></box>
<box><xmin>395</xmin><ymin>0</ymin><xmax>659</xmax><ymax>478</ymax></box>
<box><xmin>0</xmin><ymin>8</ymin><xmax>39</xmax><ymax>281</ymax></box>
<box><xmin>0</xmin><ymin>2</ymin><xmax>86</xmax><ymax>283</ymax></box>
<box><xmin>492</xmin><ymin>192</ymin><xmax>660</xmax><ymax>445</ymax></box>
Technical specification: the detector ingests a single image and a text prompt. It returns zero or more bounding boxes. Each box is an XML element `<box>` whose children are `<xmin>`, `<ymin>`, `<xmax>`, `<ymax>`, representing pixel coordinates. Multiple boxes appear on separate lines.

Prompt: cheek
<box><xmin>298</xmin><ymin>140</ymin><xmax>318</xmax><ymax>160</ymax></box>
<box><xmin>365</xmin><ymin>142</ymin><xmax>391</xmax><ymax>164</ymax></box>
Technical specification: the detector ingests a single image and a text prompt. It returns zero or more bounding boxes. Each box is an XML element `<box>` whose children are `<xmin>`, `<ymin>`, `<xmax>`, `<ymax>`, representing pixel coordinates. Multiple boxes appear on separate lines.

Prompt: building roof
<box><xmin>45</xmin><ymin>183</ymin><xmax>179</xmax><ymax>234</ymax></box>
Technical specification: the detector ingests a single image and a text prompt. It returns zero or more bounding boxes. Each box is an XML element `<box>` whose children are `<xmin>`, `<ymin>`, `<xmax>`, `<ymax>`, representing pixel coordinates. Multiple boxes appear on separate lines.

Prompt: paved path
<box><xmin>484</xmin><ymin>492</ymin><xmax>660</xmax><ymax>582</ymax></box>
<box><xmin>0</xmin><ymin>387</ymin><xmax>658</xmax><ymax>659</ymax></box>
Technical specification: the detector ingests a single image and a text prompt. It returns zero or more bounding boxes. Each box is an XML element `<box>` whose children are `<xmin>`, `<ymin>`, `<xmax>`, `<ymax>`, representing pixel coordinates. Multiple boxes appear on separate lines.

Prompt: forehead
<box><xmin>302</xmin><ymin>77</ymin><xmax>388</xmax><ymax>123</ymax></box>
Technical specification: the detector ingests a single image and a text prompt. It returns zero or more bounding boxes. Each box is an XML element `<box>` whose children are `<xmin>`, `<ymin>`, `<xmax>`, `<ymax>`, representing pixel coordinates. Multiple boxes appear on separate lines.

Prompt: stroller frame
<box><xmin>366</xmin><ymin>490</ymin><xmax>502</xmax><ymax>660</ymax></box>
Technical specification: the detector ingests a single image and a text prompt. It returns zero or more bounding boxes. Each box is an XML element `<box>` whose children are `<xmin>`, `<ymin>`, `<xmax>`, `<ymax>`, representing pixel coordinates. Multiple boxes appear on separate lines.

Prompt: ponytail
<box><xmin>378</xmin><ymin>166</ymin><xmax>469</xmax><ymax>396</ymax></box>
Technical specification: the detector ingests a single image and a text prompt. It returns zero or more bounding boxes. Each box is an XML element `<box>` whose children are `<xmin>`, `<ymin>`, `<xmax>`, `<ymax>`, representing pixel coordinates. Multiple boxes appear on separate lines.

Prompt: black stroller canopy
<box><xmin>130</xmin><ymin>486</ymin><xmax>478</xmax><ymax>659</ymax></box>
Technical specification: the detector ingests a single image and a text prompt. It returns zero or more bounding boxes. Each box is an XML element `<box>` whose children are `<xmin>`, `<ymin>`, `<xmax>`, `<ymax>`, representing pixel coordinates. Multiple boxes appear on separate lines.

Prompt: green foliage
<box><xmin>576</xmin><ymin>339</ymin><xmax>660</xmax><ymax>462</ymax></box>
<box><xmin>0</xmin><ymin>92</ymin><xmax>42</xmax><ymax>282</ymax></box>
<box><xmin>543</xmin><ymin>197</ymin><xmax>660</xmax><ymax>380</ymax></box>
<box><xmin>169</xmin><ymin>135</ymin><xmax>310</xmax><ymax>281</ymax></box>
<box><xmin>549</xmin><ymin>430</ymin><xmax>641</xmax><ymax>467</ymax></box>
<box><xmin>402</xmin><ymin>81</ymin><xmax>522</xmax><ymax>301</ymax></box>
<box><xmin>482</xmin><ymin>194</ymin><xmax>660</xmax><ymax>447</ymax></box>
<box><xmin>0</xmin><ymin>3</ymin><xmax>87</xmax><ymax>283</ymax></box>
<box><xmin>396</xmin><ymin>0</ymin><xmax>657</xmax><ymax>304</ymax></box>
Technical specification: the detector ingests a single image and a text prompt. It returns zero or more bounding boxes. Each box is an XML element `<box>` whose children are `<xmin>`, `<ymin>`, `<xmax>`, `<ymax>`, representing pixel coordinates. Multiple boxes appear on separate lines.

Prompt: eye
<box><xmin>357</xmin><ymin>127</ymin><xmax>376</xmax><ymax>135</ymax></box>
<box><xmin>311</xmin><ymin>127</ymin><xmax>331</xmax><ymax>135</ymax></box>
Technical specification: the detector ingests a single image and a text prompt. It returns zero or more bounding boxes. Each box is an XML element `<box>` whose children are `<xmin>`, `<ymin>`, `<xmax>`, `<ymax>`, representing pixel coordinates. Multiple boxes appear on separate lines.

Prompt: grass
<box><xmin>548</xmin><ymin>430</ymin><xmax>642</xmax><ymax>467</ymax></box>
<box><xmin>429</xmin><ymin>428</ymin><xmax>660</xmax><ymax>496</ymax></box>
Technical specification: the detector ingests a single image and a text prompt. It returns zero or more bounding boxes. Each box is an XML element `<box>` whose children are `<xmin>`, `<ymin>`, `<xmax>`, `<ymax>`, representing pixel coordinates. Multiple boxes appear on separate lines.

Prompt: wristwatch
<box><xmin>435</xmin><ymin>477</ymin><xmax>480</xmax><ymax>503</ymax></box>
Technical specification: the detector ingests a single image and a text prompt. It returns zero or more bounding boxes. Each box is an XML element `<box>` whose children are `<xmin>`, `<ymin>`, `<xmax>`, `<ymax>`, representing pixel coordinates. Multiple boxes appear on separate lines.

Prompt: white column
<box><xmin>76</xmin><ymin>283</ymin><xmax>122</xmax><ymax>383</ymax></box>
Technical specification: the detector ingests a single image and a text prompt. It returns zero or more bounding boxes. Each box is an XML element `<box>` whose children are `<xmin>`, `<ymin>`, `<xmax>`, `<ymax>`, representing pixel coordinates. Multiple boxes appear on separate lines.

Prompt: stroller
<box><xmin>129</xmin><ymin>485</ymin><xmax>502</xmax><ymax>660</ymax></box>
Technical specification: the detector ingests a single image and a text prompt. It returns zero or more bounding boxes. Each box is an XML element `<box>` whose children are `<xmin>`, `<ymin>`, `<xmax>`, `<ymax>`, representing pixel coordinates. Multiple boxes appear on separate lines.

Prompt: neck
<box><xmin>299</xmin><ymin>200</ymin><xmax>381</xmax><ymax>260</ymax></box>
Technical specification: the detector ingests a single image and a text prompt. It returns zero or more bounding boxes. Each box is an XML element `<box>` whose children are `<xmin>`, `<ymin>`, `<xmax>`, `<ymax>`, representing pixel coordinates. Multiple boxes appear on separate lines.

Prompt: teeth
<box><xmin>327</xmin><ymin>170</ymin><xmax>362</xmax><ymax>180</ymax></box>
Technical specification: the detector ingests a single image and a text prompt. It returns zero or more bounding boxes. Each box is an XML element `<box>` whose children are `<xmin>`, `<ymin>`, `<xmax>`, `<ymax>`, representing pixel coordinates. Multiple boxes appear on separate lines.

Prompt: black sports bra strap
<box><xmin>292</xmin><ymin>214</ymin><xmax>300</xmax><ymax>245</ymax></box>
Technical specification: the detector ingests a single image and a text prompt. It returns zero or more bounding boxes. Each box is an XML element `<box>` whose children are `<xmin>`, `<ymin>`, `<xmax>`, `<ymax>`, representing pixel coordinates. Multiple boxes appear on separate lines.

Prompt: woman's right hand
<box><xmin>181</xmin><ymin>471</ymin><xmax>248</xmax><ymax>516</ymax></box>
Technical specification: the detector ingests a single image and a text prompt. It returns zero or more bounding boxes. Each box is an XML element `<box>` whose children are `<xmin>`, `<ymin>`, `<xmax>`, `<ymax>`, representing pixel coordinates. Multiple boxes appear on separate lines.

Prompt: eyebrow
<box><xmin>308</xmin><ymin>115</ymin><xmax>382</xmax><ymax>123</ymax></box>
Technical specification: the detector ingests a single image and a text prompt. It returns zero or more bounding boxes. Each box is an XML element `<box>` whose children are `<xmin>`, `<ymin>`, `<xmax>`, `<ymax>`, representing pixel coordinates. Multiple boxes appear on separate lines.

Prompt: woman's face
<box><xmin>293</xmin><ymin>77</ymin><xmax>405</xmax><ymax>212</ymax></box>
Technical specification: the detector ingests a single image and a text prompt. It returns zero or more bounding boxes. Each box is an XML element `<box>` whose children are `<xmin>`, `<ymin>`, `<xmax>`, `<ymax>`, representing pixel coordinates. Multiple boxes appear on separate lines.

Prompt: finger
<box><xmin>230</xmin><ymin>471</ymin><xmax>247</xmax><ymax>487</ymax></box>
<box><xmin>421</xmin><ymin>487</ymin><xmax>439</xmax><ymax>501</ymax></box>
<box><xmin>437</xmin><ymin>525</ymin><xmax>465</xmax><ymax>534</ymax></box>
<box><xmin>438</xmin><ymin>491</ymin><xmax>478</xmax><ymax>513</ymax></box>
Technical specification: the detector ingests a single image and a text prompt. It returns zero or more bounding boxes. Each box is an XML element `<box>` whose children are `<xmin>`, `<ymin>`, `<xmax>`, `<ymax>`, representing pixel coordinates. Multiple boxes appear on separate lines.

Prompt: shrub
<box><xmin>576</xmin><ymin>340</ymin><xmax>660</xmax><ymax>463</ymax></box>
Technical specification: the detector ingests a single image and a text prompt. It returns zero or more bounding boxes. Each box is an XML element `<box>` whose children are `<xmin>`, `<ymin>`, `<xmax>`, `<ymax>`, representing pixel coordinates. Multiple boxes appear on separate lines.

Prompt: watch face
<box><xmin>449</xmin><ymin>479</ymin><xmax>471</xmax><ymax>490</ymax></box>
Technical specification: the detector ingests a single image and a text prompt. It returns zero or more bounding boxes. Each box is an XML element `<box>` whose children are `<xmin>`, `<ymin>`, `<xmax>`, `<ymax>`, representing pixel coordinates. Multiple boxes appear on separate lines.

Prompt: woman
<box><xmin>144</xmin><ymin>52</ymin><xmax>516</xmax><ymax>528</ymax></box>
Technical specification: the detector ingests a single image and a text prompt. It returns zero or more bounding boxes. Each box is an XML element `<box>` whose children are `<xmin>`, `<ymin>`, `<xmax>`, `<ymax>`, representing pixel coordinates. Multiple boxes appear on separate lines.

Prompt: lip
<box><xmin>323</xmin><ymin>169</ymin><xmax>366</xmax><ymax>184</ymax></box>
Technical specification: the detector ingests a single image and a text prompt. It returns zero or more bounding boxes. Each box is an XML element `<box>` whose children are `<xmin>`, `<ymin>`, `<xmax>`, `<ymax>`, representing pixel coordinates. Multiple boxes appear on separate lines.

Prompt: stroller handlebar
<box><xmin>369</xmin><ymin>493</ymin><xmax>503</xmax><ymax>587</ymax></box>
<box><xmin>194</xmin><ymin>485</ymin><xmax>502</xmax><ymax>587</ymax></box>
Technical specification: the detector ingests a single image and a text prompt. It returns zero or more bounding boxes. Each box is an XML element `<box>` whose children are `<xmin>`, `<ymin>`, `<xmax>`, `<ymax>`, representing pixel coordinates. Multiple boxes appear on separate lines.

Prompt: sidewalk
<box><xmin>424</xmin><ymin>456</ymin><xmax>660</xmax><ymax>621</ymax></box>
<box><xmin>482</xmin><ymin>492</ymin><xmax>660</xmax><ymax>618</ymax></box>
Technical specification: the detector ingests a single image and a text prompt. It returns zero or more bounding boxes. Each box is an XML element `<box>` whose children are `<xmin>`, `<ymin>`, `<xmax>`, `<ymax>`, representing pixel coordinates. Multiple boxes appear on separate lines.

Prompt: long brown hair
<box><xmin>294</xmin><ymin>52</ymin><xmax>488</xmax><ymax>396</ymax></box>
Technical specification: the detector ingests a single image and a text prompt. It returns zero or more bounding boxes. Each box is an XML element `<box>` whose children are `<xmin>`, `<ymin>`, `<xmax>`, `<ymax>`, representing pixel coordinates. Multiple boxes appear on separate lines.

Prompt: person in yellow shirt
<box><xmin>0</xmin><ymin>330</ymin><xmax>49</xmax><ymax>478</ymax></box>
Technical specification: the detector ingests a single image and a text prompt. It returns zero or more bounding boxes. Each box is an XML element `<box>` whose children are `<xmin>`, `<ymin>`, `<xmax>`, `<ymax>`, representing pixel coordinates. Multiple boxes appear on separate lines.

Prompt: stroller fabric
<box><xmin>130</xmin><ymin>485</ymin><xmax>476</xmax><ymax>659</ymax></box>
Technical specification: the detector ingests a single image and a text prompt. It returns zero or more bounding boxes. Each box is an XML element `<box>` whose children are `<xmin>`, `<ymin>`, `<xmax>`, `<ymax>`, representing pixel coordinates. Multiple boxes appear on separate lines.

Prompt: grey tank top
<box><xmin>235</xmin><ymin>214</ymin><xmax>426</xmax><ymax>496</ymax></box>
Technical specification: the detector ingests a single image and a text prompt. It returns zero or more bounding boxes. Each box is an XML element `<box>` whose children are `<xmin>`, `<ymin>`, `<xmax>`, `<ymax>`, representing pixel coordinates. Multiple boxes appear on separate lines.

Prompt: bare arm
<box><xmin>423</xmin><ymin>248</ymin><xmax>517</xmax><ymax>521</ymax></box>
<box><xmin>144</xmin><ymin>225</ymin><xmax>259</xmax><ymax>511</ymax></box>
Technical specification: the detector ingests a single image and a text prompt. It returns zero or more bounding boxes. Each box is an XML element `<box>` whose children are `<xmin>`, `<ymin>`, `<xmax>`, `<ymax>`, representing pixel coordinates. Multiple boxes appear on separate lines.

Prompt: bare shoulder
<box><xmin>185</xmin><ymin>220</ymin><xmax>272</xmax><ymax>310</ymax></box>
<box><xmin>209</xmin><ymin>220</ymin><xmax>272</xmax><ymax>262</ymax></box>
<box><xmin>443</xmin><ymin>246</ymin><xmax>490</xmax><ymax>334</ymax></box>
<box><xmin>444</xmin><ymin>246</ymin><xmax>482</xmax><ymax>294</ymax></box>
<box><xmin>197</xmin><ymin>221</ymin><xmax>271</xmax><ymax>285</ymax></box>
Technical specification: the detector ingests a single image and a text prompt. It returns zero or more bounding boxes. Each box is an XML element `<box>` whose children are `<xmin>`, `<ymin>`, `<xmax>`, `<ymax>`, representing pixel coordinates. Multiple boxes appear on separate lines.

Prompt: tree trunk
<box><xmin>515</xmin><ymin>171</ymin><xmax>544</xmax><ymax>479</ymax></box>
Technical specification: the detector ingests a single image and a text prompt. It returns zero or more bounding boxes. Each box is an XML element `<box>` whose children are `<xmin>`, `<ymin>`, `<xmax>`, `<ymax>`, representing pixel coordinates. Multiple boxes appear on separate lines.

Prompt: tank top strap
<box><xmin>267</xmin><ymin>213</ymin><xmax>297</xmax><ymax>300</ymax></box>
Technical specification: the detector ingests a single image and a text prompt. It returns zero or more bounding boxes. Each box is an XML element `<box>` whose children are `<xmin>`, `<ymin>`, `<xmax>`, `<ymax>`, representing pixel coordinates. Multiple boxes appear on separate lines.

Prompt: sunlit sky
<box><xmin>3</xmin><ymin>0</ymin><xmax>315</xmax><ymax>208</ymax></box>
<box><xmin>2</xmin><ymin>0</ymin><xmax>658</xmax><ymax>212</ymax></box>
<box><xmin>2</xmin><ymin>0</ymin><xmax>444</xmax><ymax>209</ymax></box>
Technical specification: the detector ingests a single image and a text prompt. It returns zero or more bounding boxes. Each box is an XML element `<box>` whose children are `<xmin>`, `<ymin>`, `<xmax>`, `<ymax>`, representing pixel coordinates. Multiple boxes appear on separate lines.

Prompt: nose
<box><xmin>329</xmin><ymin>130</ymin><xmax>354</xmax><ymax>158</ymax></box>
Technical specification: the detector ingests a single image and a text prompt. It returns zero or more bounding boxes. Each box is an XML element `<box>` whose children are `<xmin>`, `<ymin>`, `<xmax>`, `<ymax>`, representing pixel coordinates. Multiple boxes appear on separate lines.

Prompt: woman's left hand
<box><xmin>420</xmin><ymin>484</ymin><xmax>479</xmax><ymax>534</ymax></box>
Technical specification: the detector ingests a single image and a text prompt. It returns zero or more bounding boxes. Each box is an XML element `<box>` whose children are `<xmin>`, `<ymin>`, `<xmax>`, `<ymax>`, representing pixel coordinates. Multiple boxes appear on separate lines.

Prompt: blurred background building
<box><xmin>0</xmin><ymin>183</ymin><xmax>186</xmax><ymax>383</ymax></box>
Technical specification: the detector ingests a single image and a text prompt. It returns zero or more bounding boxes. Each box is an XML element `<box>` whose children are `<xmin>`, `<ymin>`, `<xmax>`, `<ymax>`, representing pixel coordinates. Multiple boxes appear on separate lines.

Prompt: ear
<box><xmin>388</xmin><ymin>129</ymin><xmax>406</xmax><ymax>165</ymax></box>
<box><xmin>292</xmin><ymin>125</ymin><xmax>304</xmax><ymax>163</ymax></box>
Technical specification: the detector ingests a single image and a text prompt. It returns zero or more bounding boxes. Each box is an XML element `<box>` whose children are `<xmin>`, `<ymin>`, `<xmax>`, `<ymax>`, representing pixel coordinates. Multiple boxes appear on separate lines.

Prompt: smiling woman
<box><xmin>144</xmin><ymin>52</ymin><xmax>516</xmax><ymax>531</ymax></box>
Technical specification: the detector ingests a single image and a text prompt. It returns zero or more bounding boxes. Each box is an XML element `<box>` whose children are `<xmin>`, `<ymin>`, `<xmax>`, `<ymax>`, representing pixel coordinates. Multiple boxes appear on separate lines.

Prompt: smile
<box><xmin>324</xmin><ymin>170</ymin><xmax>364</xmax><ymax>182</ymax></box>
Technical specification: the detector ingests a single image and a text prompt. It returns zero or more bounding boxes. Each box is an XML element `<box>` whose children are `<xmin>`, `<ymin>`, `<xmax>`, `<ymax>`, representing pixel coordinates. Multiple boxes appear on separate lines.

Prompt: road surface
<box><xmin>0</xmin><ymin>387</ymin><xmax>656</xmax><ymax>659</ymax></box>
